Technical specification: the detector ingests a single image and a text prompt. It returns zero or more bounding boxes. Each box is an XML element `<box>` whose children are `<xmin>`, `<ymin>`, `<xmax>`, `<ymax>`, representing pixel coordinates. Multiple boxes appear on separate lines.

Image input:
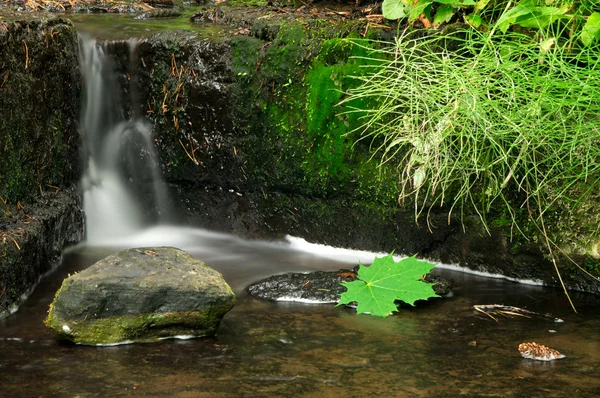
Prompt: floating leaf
<box><xmin>337</xmin><ymin>254</ymin><xmax>439</xmax><ymax>317</ymax></box>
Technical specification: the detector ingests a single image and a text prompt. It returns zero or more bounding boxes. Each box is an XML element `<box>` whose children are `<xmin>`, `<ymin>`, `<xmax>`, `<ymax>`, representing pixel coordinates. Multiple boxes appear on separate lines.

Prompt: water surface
<box><xmin>1</xmin><ymin>233</ymin><xmax>599</xmax><ymax>397</ymax></box>
<box><xmin>69</xmin><ymin>11</ymin><xmax>228</xmax><ymax>41</ymax></box>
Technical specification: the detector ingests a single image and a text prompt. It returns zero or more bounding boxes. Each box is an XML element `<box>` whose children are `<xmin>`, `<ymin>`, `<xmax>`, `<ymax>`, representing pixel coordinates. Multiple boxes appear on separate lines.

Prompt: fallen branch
<box><xmin>473</xmin><ymin>304</ymin><xmax>564</xmax><ymax>323</ymax></box>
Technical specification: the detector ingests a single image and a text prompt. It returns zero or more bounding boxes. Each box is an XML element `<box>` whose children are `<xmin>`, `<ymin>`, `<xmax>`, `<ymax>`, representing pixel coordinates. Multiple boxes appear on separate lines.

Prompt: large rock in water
<box><xmin>45</xmin><ymin>247</ymin><xmax>235</xmax><ymax>345</ymax></box>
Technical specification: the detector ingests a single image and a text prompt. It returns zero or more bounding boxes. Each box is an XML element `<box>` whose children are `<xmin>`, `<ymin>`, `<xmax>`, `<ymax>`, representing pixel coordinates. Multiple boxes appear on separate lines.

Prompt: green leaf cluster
<box><xmin>337</xmin><ymin>254</ymin><xmax>439</xmax><ymax>317</ymax></box>
<box><xmin>381</xmin><ymin>0</ymin><xmax>600</xmax><ymax>47</ymax></box>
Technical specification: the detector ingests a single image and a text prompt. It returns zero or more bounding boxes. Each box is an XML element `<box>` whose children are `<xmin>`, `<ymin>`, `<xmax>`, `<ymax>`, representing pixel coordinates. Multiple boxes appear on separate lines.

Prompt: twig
<box><xmin>1</xmin><ymin>71</ymin><xmax>8</xmax><ymax>88</ymax></box>
<box><xmin>474</xmin><ymin>305</ymin><xmax>498</xmax><ymax>322</ymax></box>
<box><xmin>179</xmin><ymin>138</ymin><xmax>202</xmax><ymax>167</ymax></box>
<box><xmin>2</xmin><ymin>233</ymin><xmax>21</xmax><ymax>250</ymax></box>
<box><xmin>473</xmin><ymin>304</ymin><xmax>563</xmax><ymax>322</ymax></box>
<box><xmin>0</xmin><ymin>195</ymin><xmax>11</xmax><ymax>216</ymax></box>
<box><xmin>170</xmin><ymin>53</ymin><xmax>177</xmax><ymax>77</ymax></box>
<box><xmin>23</xmin><ymin>40</ymin><xmax>29</xmax><ymax>70</ymax></box>
<box><xmin>161</xmin><ymin>84</ymin><xmax>168</xmax><ymax>113</ymax></box>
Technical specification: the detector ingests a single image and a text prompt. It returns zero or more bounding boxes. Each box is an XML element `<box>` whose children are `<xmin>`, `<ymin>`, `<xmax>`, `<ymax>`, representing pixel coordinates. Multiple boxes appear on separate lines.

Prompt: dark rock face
<box><xmin>0</xmin><ymin>18</ymin><xmax>83</xmax><ymax>319</ymax></box>
<box><xmin>0</xmin><ymin>188</ymin><xmax>84</xmax><ymax>319</ymax></box>
<box><xmin>0</xmin><ymin>18</ymin><xmax>80</xmax><ymax>204</ymax></box>
<box><xmin>45</xmin><ymin>247</ymin><xmax>236</xmax><ymax>345</ymax></box>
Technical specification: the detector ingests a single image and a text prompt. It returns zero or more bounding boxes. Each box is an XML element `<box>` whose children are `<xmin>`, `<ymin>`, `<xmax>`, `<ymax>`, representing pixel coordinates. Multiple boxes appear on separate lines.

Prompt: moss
<box><xmin>226</xmin><ymin>0</ymin><xmax>269</xmax><ymax>6</ymax></box>
<box><xmin>229</xmin><ymin>21</ymin><xmax>398</xmax><ymax>209</ymax></box>
<box><xmin>45</xmin><ymin>306</ymin><xmax>231</xmax><ymax>345</ymax></box>
<box><xmin>45</xmin><ymin>272</ymin><xmax>235</xmax><ymax>345</ymax></box>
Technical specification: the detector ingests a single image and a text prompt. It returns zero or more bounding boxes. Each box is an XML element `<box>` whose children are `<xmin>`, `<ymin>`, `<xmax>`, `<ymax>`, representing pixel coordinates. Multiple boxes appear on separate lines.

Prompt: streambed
<box><xmin>1</xmin><ymin>232</ymin><xmax>599</xmax><ymax>397</ymax></box>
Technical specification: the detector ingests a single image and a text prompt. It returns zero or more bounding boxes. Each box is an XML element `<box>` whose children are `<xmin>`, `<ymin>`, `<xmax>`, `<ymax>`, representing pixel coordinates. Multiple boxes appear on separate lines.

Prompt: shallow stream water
<box><xmin>1</xmin><ymin>229</ymin><xmax>600</xmax><ymax>397</ymax></box>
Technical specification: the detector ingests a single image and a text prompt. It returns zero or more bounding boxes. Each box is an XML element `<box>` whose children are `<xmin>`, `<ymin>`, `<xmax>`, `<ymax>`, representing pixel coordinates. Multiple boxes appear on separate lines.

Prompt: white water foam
<box><xmin>284</xmin><ymin>235</ymin><xmax>404</xmax><ymax>264</ymax></box>
<box><xmin>284</xmin><ymin>235</ymin><xmax>546</xmax><ymax>286</ymax></box>
<box><xmin>276</xmin><ymin>297</ymin><xmax>339</xmax><ymax>304</ymax></box>
<box><xmin>83</xmin><ymin>335</ymin><xmax>201</xmax><ymax>347</ymax></box>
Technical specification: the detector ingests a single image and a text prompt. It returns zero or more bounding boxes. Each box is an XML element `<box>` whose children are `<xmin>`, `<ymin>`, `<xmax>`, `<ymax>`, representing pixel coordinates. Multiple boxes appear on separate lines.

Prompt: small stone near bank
<box><xmin>45</xmin><ymin>247</ymin><xmax>235</xmax><ymax>345</ymax></box>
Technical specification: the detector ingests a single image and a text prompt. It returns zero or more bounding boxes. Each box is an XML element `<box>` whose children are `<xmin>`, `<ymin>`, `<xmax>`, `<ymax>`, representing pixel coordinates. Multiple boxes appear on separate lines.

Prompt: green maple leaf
<box><xmin>337</xmin><ymin>254</ymin><xmax>439</xmax><ymax>317</ymax></box>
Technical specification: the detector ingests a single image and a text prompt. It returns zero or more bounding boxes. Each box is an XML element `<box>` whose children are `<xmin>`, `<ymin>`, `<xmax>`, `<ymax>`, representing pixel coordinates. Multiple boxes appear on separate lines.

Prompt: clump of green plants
<box><xmin>345</xmin><ymin>28</ymin><xmax>600</xmax><ymax>226</ymax></box>
<box><xmin>338</xmin><ymin>254</ymin><xmax>439</xmax><ymax>317</ymax></box>
<box><xmin>342</xmin><ymin>8</ymin><xmax>600</xmax><ymax>309</ymax></box>
<box><xmin>382</xmin><ymin>0</ymin><xmax>600</xmax><ymax>47</ymax></box>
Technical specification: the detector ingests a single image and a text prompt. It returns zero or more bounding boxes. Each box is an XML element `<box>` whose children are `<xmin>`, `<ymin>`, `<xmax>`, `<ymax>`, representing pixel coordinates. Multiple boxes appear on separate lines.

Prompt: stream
<box><xmin>1</xmin><ymin>238</ymin><xmax>600</xmax><ymax>397</ymax></box>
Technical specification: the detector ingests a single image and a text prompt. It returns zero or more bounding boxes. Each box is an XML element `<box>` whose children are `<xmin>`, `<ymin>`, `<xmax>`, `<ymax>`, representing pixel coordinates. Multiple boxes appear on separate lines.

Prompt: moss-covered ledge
<box><xmin>1</xmin><ymin>188</ymin><xmax>84</xmax><ymax>319</ymax></box>
<box><xmin>0</xmin><ymin>18</ymin><xmax>83</xmax><ymax>318</ymax></box>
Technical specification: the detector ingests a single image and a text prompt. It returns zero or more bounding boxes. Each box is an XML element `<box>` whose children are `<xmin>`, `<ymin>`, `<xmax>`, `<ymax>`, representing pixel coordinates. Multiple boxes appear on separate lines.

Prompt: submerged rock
<box><xmin>45</xmin><ymin>247</ymin><xmax>235</xmax><ymax>345</ymax></box>
<box><xmin>248</xmin><ymin>267</ymin><xmax>453</xmax><ymax>304</ymax></box>
<box><xmin>248</xmin><ymin>269</ymin><xmax>358</xmax><ymax>304</ymax></box>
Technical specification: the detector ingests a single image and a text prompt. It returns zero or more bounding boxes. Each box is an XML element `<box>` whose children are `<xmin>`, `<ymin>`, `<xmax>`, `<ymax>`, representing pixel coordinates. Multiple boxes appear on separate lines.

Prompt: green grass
<box><xmin>342</xmin><ymin>27</ymin><xmax>600</xmax><ymax>237</ymax></box>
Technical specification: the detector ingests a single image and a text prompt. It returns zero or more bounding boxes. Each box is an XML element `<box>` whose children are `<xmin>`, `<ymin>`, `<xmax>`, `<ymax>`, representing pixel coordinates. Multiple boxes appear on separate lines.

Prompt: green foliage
<box><xmin>493</xmin><ymin>1</ymin><xmax>577</xmax><ymax>33</ymax></box>
<box><xmin>581</xmin><ymin>12</ymin><xmax>600</xmax><ymax>45</ymax></box>
<box><xmin>382</xmin><ymin>0</ymin><xmax>411</xmax><ymax>20</ymax></box>
<box><xmin>343</xmin><ymin>28</ymin><xmax>600</xmax><ymax>238</ymax></box>
<box><xmin>338</xmin><ymin>254</ymin><xmax>439</xmax><ymax>317</ymax></box>
<box><xmin>381</xmin><ymin>0</ymin><xmax>600</xmax><ymax>46</ymax></box>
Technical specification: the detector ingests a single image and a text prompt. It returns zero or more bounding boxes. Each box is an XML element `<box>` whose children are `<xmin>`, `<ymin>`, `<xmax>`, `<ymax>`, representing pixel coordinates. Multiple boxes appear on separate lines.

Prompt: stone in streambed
<box><xmin>45</xmin><ymin>247</ymin><xmax>235</xmax><ymax>345</ymax></box>
<box><xmin>248</xmin><ymin>266</ymin><xmax>453</xmax><ymax>304</ymax></box>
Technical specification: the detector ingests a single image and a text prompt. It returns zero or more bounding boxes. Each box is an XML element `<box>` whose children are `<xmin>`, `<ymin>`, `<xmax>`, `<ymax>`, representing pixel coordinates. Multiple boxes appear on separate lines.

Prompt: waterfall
<box><xmin>78</xmin><ymin>35</ymin><xmax>171</xmax><ymax>244</ymax></box>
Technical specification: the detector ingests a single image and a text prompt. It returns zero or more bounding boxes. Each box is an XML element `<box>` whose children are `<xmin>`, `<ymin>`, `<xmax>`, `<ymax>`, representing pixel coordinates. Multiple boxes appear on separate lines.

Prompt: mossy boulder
<box><xmin>45</xmin><ymin>247</ymin><xmax>235</xmax><ymax>345</ymax></box>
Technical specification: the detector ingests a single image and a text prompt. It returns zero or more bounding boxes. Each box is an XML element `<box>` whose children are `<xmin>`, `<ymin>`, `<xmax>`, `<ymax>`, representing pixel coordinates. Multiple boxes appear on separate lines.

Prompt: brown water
<box><xmin>1</xmin><ymin>235</ymin><xmax>600</xmax><ymax>398</ymax></box>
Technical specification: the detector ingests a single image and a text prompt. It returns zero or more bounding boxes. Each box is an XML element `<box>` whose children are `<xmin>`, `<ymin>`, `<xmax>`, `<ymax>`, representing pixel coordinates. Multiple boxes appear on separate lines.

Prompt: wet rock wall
<box><xmin>0</xmin><ymin>19</ymin><xmax>83</xmax><ymax>318</ymax></box>
<box><xmin>130</xmin><ymin>20</ymin><xmax>600</xmax><ymax>294</ymax></box>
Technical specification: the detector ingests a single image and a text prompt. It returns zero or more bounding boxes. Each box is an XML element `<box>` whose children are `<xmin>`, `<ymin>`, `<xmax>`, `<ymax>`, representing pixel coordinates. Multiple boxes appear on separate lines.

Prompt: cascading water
<box><xmin>75</xmin><ymin>34</ymin><xmax>387</xmax><ymax>273</ymax></box>
<box><xmin>78</xmin><ymin>35</ymin><xmax>171</xmax><ymax>243</ymax></box>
